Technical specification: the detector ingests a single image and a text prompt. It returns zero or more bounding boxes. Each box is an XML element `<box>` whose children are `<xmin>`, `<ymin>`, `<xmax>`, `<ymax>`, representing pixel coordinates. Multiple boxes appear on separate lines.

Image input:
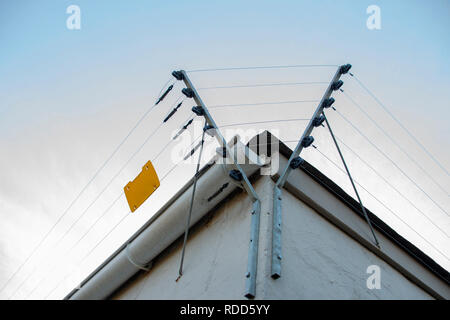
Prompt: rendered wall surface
<box><xmin>262</xmin><ymin>189</ymin><xmax>432</xmax><ymax>299</ymax></box>
<box><xmin>112</xmin><ymin>175</ymin><xmax>433</xmax><ymax>300</ymax></box>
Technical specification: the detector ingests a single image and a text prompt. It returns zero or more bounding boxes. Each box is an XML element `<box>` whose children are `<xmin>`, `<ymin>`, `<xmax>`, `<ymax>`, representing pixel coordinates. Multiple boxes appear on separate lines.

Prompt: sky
<box><xmin>0</xmin><ymin>0</ymin><xmax>449</xmax><ymax>299</ymax></box>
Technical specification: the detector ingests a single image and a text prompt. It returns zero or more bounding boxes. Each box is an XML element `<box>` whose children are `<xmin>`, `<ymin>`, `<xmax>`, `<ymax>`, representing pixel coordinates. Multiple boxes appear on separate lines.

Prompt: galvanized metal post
<box><xmin>271</xmin><ymin>64</ymin><xmax>351</xmax><ymax>279</ymax></box>
<box><xmin>177</xmin><ymin>70</ymin><xmax>262</xmax><ymax>299</ymax></box>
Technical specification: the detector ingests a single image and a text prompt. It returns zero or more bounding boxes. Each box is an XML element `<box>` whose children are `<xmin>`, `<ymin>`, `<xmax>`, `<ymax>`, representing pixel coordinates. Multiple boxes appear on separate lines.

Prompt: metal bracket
<box><xmin>176</xmin><ymin>70</ymin><xmax>262</xmax><ymax>299</ymax></box>
<box><xmin>271</xmin><ymin>64</ymin><xmax>351</xmax><ymax>279</ymax></box>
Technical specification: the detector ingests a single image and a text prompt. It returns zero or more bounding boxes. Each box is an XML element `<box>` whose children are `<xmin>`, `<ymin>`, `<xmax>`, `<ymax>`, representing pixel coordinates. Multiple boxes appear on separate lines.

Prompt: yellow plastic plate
<box><xmin>124</xmin><ymin>160</ymin><xmax>160</xmax><ymax>212</ymax></box>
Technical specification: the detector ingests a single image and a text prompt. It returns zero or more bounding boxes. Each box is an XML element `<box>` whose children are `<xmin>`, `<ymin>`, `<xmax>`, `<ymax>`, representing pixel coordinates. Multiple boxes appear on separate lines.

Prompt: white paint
<box><xmin>66</xmin><ymin>5</ymin><xmax>81</xmax><ymax>30</ymax></box>
<box><xmin>366</xmin><ymin>5</ymin><xmax>381</xmax><ymax>30</ymax></box>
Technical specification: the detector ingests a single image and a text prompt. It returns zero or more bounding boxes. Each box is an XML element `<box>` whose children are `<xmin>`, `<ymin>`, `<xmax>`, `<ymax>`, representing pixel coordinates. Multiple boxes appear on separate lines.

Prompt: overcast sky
<box><xmin>0</xmin><ymin>0</ymin><xmax>449</xmax><ymax>299</ymax></box>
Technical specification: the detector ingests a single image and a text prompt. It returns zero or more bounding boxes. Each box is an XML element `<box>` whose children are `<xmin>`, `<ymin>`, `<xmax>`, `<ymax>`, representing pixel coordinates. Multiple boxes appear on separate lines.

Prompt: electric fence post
<box><xmin>270</xmin><ymin>64</ymin><xmax>356</xmax><ymax>279</ymax></box>
<box><xmin>172</xmin><ymin>70</ymin><xmax>262</xmax><ymax>299</ymax></box>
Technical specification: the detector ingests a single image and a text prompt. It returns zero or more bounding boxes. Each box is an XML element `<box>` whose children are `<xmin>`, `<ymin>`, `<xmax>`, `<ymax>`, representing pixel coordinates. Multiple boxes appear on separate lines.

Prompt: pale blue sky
<box><xmin>0</xmin><ymin>0</ymin><xmax>449</xmax><ymax>299</ymax></box>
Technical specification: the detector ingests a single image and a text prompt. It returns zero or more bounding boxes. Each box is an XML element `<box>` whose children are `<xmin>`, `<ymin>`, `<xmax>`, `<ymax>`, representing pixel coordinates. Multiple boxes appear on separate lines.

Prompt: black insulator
<box><xmin>182</xmin><ymin>88</ymin><xmax>195</xmax><ymax>98</ymax></box>
<box><xmin>183</xmin><ymin>119</ymin><xmax>193</xmax><ymax>130</ymax></box>
<box><xmin>339</xmin><ymin>64</ymin><xmax>352</xmax><ymax>75</ymax></box>
<box><xmin>289</xmin><ymin>157</ymin><xmax>305</xmax><ymax>169</ymax></box>
<box><xmin>322</xmin><ymin>97</ymin><xmax>335</xmax><ymax>109</ymax></box>
<box><xmin>172</xmin><ymin>118</ymin><xmax>194</xmax><ymax>140</ymax></box>
<box><xmin>331</xmin><ymin>80</ymin><xmax>344</xmax><ymax>91</ymax></box>
<box><xmin>172</xmin><ymin>70</ymin><xmax>184</xmax><ymax>81</ymax></box>
<box><xmin>192</xmin><ymin>106</ymin><xmax>205</xmax><ymax>116</ymax></box>
<box><xmin>163</xmin><ymin>109</ymin><xmax>176</xmax><ymax>123</ymax></box>
<box><xmin>301</xmin><ymin>136</ymin><xmax>314</xmax><ymax>148</ymax></box>
<box><xmin>312</xmin><ymin>115</ymin><xmax>325</xmax><ymax>127</ymax></box>
<box><xmin>155</xmin><ymin>85</ymin><xmax>173</xmax><ymax>105</ymax></box>
<box><xmin>229</xmin><ymin>170</ymin><xmax>243</xmax><ymax>182</ymax></box>
<box><xmin>163</xmin><ymin>102</ymin><xmax>183</xmax><ymax>123</ymax></box>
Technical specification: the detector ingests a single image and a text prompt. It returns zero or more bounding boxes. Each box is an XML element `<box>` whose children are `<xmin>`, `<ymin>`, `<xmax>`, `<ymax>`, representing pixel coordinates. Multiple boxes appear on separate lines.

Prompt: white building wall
<box><xmin>263</xmin><ymin>189</ymin><xmax>432</xmax><ymax>299</ymax></box>
<box><xmin>113</xmin><ymin>175</ymin><xmax>433</xmax><ymax>300</ymax></box>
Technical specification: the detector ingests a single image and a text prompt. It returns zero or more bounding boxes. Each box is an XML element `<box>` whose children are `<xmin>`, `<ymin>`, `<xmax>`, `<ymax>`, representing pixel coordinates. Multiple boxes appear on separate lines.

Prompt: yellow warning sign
<box><xmin>124</xmin><ymin>160</ymin><xmax>160</xmax><ymax>212</ymax></box>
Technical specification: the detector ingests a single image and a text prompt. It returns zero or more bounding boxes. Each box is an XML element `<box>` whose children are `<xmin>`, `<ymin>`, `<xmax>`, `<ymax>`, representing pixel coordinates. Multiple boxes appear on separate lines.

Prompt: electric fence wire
<box><xmin>6</xmin><ymin>92</ymin><xmax>183</xmax><ymax>300</ymax></box>
<box><xmin>197</xmin><ymin>81</ymin><xmax>328</xmax><ymax>90</ymax></box>
<box><xmin>42</xmin><ymin>131</ymin><xmax>206</xmax><ymax>300</ymax></box>
<box><xmin>24</xmin><ymin>192</ymin><xmax>125</xmax><ymax>299</ymax></box>
<box><xmin>187</xmin><ymin>64</ymin><xmax>339</xmax><ymax>73</ymax></box>
<box><xmin>44</xmin><ymin>211</ymin><xmax>130</xmax><ymax>300</ymax></box>
<box><xmin>332</xmin><ymin>108</ymin><xmax>449</xmax><ymax>217</ymax></box>
<box><xmin>331</xmin><ymin>134</ymin><xmax>449</xmax><ymax>238</ymax></box>
<box><xmin>312</xmin><ymin>145</ymin><xmax>450</xmax><ymax>261</ymax></box>
<box><xmin>349</xmin><ymin>73</ymin><xmax>449</xmax><ymax>177</ymax></box>
<box><xmin>219</xmin><ymin>118</ymin><xmax>310</xmax><ymax>129</ymax></box>
<box><xmin>9</xmin><ymin>120</ymin><xmax>165</xmax><ymax>299</ymax></box>
<box><xmin>209</xmin><ymin>100</ymin><xmax>319</xmax><ymax>109</ymax></box>
<box><xmin>0</xmin><ymin>79</ymin><xmax>178</xmax><ymax>297</ymax></box>
<box><xmin>342</xmin><ymin>90</ymin><xmax>448</xmax><ymax>197</ymax></box>
<box><xmin>21</xmin><ymin>110</ymin><xmax>197</xmax><ymax>299</ymax></box>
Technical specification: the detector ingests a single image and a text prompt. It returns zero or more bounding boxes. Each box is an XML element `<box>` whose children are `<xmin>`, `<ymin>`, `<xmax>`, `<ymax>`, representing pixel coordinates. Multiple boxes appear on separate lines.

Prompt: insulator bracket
<box><xmin>172</xmin><ymin>70</ymin><xmax>184</xmax><ymax>81</ymax></box>
<box><xmin>182</xmin><ymin>88</ymin><xmax>195</xmax><ymax>98</ymax></box>
<box><xmin>289</xmin><ymin>156</ymin><xmax>305</xmax><ymax>169</ymax></box>
<box><xmin>301</xmin><ymin>136</ymin><xmax>314</xmax><ymax>148</ymax></box>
